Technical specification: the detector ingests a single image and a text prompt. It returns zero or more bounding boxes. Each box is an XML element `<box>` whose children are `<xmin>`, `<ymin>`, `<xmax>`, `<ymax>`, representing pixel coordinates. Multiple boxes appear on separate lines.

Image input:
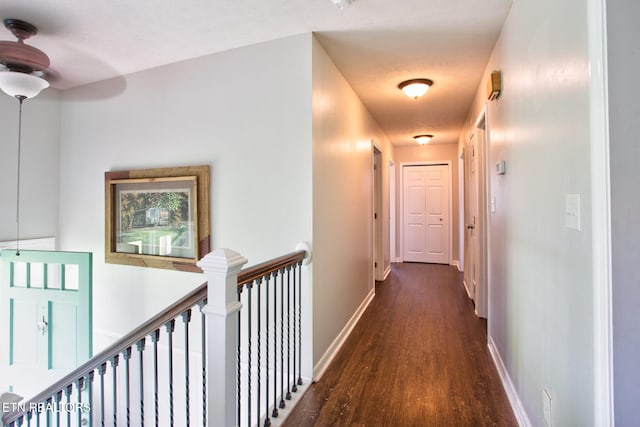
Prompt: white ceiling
<box><xmin>0</xmin><ymin>0</ymin><xmax>512</xmax><ymax>146</ymax></box>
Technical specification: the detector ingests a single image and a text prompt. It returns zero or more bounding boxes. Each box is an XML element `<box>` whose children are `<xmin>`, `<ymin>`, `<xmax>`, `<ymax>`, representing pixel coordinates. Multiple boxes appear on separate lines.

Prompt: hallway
<box><xmin>283</xmin><ymin>263</ymin><xmax>517</xmax><ymax>426</ymax></box>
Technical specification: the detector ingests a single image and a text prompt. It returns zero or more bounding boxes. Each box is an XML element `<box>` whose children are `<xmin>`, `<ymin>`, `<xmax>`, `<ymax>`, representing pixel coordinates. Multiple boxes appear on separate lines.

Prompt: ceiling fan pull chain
<box><xmin>15</xmin><ymin>95</ymin><xmax>25</xmax><ymax>256</ymax></box>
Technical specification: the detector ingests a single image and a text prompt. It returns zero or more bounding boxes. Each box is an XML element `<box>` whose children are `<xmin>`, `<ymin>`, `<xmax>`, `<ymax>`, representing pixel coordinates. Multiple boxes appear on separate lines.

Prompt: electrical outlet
<box><xmin>543</xmin><ymin>388</ymin><xmax>552</xmax><ymax>427</ymax></box>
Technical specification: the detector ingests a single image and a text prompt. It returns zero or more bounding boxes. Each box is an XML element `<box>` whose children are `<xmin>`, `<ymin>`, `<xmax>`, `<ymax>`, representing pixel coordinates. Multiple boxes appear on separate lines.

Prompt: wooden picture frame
<box><xmin>105</xmin><ymin>165</ymin><xmax>210</xmax><ymax>272</ymax></box>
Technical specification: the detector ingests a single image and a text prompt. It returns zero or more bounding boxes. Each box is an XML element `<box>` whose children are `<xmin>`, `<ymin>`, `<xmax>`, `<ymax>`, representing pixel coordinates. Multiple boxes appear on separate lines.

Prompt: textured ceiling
<box><xmin>0</xmin><ymin>0</ymin><xmax>512</xmax><ymax>145</ymax></box>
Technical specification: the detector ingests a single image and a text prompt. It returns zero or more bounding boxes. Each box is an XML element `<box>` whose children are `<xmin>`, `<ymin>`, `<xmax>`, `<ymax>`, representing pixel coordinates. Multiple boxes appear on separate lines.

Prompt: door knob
<box><xmin>466</xmin><ymin>224</ymin><xmax>475</xmax><ymax>230</ymax></box>
<box><xmin>37</xmin><ymin>316</ymin><xmax>48</xmax><ymax>336</ymax></box>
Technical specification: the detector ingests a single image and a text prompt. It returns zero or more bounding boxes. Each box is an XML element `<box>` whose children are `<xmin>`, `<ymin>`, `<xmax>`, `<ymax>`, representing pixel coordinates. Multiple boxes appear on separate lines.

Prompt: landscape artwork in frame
<box><xmin>105</xmin><ymin>166</ymin><xmax>210</xmax><ymax>272</ymax></box>
<box><xmin>117</xmin><ymin>178</ymin><xmax>195</xmax><ymax>257</ymax></box>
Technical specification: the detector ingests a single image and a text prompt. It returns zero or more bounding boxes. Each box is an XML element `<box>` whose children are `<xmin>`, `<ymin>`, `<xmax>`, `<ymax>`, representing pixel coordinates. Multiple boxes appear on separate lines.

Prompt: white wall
<box><xmin>58</xmin><ymin>35</ymin><xmax>313</xmax><ymax>351</ymax></box>
<box><xmin>459</xmin><ymin>0</ymin><xmax>595</xmax><ymax>425</ymax></box>
<box><xmin>607</xmin><ymin>0</ymin><xmax>640</xmax><ymax>423</ymax></box>
<box><xmin>311</xmin><ymin>38</ymin><xmax>393</xmax><ymax>373</ymax></box>
<box><xmin>0</xmin><ymin>91</ymin><xmax>60</xmax><ymax>243</ymax></box>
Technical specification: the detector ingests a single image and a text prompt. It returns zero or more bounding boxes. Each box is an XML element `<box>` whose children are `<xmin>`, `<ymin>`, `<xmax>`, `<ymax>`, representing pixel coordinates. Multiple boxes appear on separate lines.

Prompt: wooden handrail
<box><xmin>237</xmin><ymin>250</ymin><xmax>306</xmax><ymax>287</ymax></box>
<box><xmin>2</xmin><ymin>249</ymin><xmax>308</xmax><ymax>425</ymax></box>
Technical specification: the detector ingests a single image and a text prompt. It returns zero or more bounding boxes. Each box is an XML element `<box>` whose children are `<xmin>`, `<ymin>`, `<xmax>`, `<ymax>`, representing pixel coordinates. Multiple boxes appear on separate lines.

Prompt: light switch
<box><xmin>565</xmin><ymin>194</ymin><xmax>581</xmax><ymax>231</ymax></box>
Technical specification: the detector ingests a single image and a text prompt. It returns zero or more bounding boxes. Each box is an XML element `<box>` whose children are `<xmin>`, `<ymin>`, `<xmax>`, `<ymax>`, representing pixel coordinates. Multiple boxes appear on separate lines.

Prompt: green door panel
<box><xmin>0</xmin><ymin>250</ymin><xmax>92</xmax><ymax>394</ymax></box>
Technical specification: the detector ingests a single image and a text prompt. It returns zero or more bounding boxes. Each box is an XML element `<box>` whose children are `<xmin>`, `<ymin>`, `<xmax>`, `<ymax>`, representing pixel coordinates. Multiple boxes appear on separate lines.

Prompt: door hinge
<box><xmin>374</xmin><ymin>213</ymin><xmax>377</xmax><ymax>219</ymax></box>
<box><xmin>374</xmin><ymin>262</ymin><xmax>378</xmax><ymax>268</ymax></box>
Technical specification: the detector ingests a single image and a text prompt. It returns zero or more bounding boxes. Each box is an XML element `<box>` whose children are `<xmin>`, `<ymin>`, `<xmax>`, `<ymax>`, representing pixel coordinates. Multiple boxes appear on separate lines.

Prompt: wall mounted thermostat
<box><xmin>496</xmin><ymin>160</ymin><xmax>506</xmax><ymax>175</ymax></box>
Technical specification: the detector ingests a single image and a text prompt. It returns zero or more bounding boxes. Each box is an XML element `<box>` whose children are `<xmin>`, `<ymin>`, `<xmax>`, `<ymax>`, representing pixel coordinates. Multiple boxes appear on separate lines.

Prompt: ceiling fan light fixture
<box><xmin>413</xmin><ymin>134</ymin><xmax>434</xmax><ymax>145</ymax></box>
<box><xmin>398</xmin><ymin>78</ymin><xmax>433</xmax><ymax>99</ymax></box>
<box><xmin>0</xmin><ymin>70</ymin><xmax>48</xmax><ymax>99</ymax></box>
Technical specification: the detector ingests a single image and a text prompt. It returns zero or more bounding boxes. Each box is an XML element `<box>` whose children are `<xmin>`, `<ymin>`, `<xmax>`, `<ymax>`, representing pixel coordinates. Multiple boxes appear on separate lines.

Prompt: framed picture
<box><xmin>105</xmin><ymin>165</ymin><xmax>210</xmax><ymax>272</ymax></box>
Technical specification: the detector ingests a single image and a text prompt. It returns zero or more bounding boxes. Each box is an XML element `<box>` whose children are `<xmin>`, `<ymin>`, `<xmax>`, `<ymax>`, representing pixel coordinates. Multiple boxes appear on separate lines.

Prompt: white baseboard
<box><xmin>394</xmin><ymin>257</ymin><xmax>402</xmax><ymax>263</ymax></box>
<box><xmin>313</xmin><ymin>288</ymin><xmax>375</xmax><ymax>381</ymax></box>
<box><xmin>383</xmin><ymin>265</ymin><xmax>391</xmax><ymax>280</ymax></box>
<box><xmin>488</xmin><ymin>336</ymin><xmax>532</xmax><ymax>427</ymax></box>
<box><xmin>451</xmin><ymin>259</ymin><xmax>461</xmax><ymax>271</ymax></box>
<box><xmin>462</xmin><ymin>280</ymin><xmax>472</xmax><ymax>299</ymax></box>
<box><xmin>270</xmin><ymin>377</ymin><xmax>312</xmax><ymax>427</ymax></box>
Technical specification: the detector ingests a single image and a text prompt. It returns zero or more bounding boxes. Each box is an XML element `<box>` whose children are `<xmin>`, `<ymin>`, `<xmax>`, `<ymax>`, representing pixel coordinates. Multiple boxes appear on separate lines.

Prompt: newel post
<box><xmin>198</xmin><ymin>249</ymin><xmax>248</xmax><ymax>427</ymax></box>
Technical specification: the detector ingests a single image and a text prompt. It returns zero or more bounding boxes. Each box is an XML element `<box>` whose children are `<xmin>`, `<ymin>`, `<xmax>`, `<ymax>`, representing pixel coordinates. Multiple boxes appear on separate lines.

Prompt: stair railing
<box><xmin>2</xmin><ymin>245</ymin><xmax>310</xmax><ymax>427</ymax></box>
<box><xmin>200</xmin><ymin>246</ymin><xmax>310</xmax><ymax>427</ymax></box>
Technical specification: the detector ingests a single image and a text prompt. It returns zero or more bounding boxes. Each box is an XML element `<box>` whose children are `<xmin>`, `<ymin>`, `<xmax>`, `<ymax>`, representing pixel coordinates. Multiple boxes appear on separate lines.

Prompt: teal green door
<box><xmin>0</xmin><ymin>250</ymin><xmax>92</xmax><ymax>396</ymax></box>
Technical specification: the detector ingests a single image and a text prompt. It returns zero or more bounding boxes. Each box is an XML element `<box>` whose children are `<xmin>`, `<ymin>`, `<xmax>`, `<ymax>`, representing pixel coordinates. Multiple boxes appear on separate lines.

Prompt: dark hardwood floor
<box><xmin>282</xmin><ymin>262</ymin><xmax>517</xmax><ymax>427</ymax></box>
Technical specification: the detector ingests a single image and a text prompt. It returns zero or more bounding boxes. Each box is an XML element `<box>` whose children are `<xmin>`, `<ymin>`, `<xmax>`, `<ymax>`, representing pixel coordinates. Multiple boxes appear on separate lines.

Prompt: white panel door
<box><xmin>464</xmin><ymin>134</ymin><xmax>479</xmax><ymax>301</ymax></box>
<box><xmin>403</xmin><ymin>164</ymin><xmax>450</xmax><ymax>264</ymax></box>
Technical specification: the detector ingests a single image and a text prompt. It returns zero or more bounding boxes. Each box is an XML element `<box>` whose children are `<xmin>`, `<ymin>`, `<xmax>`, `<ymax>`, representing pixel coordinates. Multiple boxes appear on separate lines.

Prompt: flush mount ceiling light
<box><xmin>331</xmin><ymin>0</ymin><xmax>353</xmax><ymax>10</ymax></box>
<box><xmin>414</xmin><ymin>134</ymin><xmax>434</xmax><ymax>145</ymax></box>
<box><xmin>398</xmin><ymin>78</ymin><xmax>433</xmax><ymax>99</ymax></box>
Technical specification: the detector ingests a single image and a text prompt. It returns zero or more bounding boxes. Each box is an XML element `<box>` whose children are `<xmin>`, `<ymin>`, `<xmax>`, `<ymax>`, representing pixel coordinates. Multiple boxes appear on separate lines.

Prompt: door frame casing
<box><xmin>458</xmin><ymin>152</ymin><xmax>465</xmax><ymax>272</ymax></box>
<box><xmin>389</xmin><ymin>160</ymin><xmax>397</xmax><ymax>264</ymax></box>
<box><xmin>399</xmin><ymin>161</ymin><xmax>453</xmax><ymax>265</ymax></box>
<box><xmin>587</xmin><ymin>0</ymin><xmax>613</xmax><ymax>422</ymax></box>
<box><xmin>372</xmin><ymin>143</ymin><xmax>385</xmax><ymax>282</ymax></box>
<box><xmin>474</xmin><ymin>108</ymin><xmax>490</xmax><ymax>318</ymax></box>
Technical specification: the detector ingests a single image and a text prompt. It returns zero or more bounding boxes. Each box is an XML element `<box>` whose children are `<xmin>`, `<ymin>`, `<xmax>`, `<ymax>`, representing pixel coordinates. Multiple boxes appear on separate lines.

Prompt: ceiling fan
<box><xmin>0</xmin><ymin>18</ymin><xmax>55</xmax><ymax>255</ymax></box>
<box><xmin>0</xmin><ymin>18</ymin><xmax>54</xmax><ymax>98</ymax></box>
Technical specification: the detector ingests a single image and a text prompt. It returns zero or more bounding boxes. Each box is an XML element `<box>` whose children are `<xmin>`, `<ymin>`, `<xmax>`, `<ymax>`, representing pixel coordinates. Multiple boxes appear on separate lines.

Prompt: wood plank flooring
<box><xmin>282</xmin><ymin>262</ymin><xmax>517</xmax><ymax>427</ymax></box>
